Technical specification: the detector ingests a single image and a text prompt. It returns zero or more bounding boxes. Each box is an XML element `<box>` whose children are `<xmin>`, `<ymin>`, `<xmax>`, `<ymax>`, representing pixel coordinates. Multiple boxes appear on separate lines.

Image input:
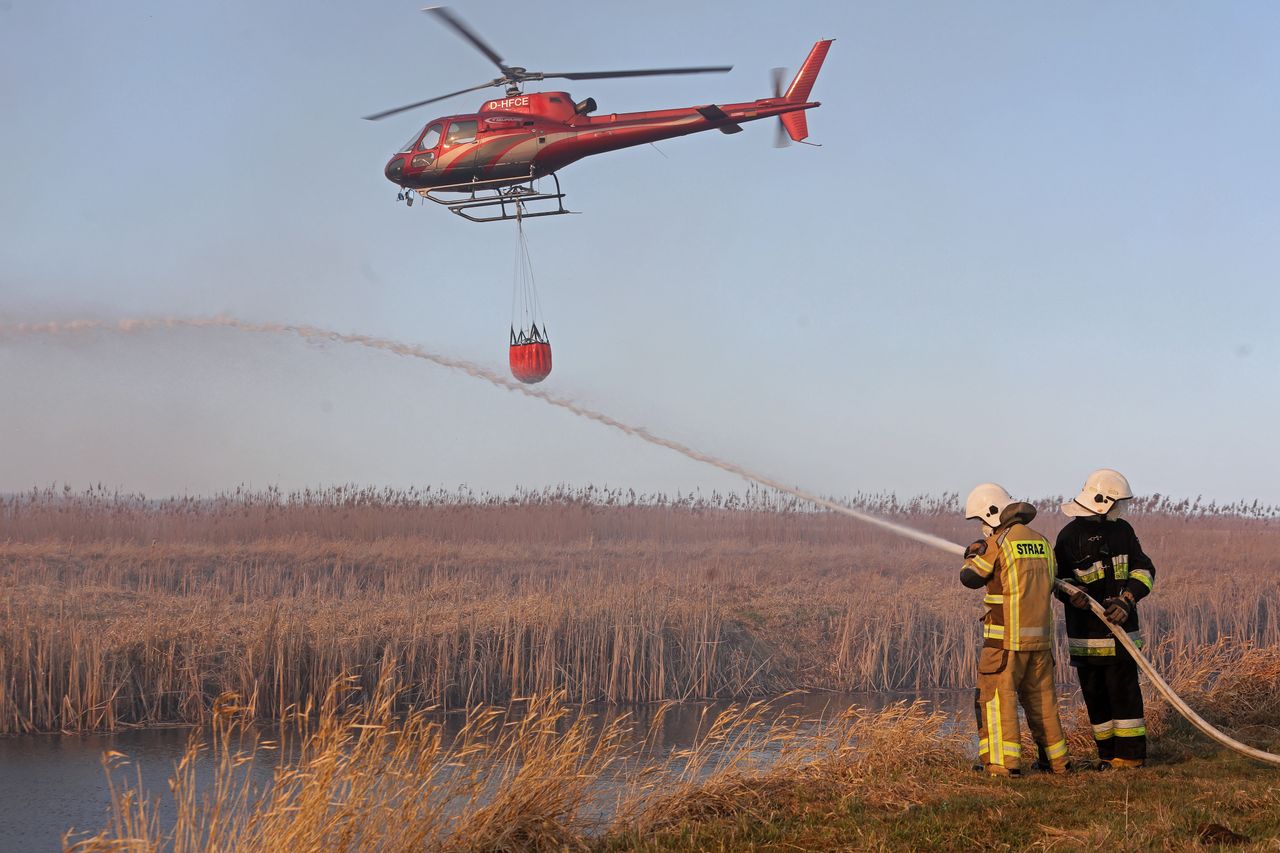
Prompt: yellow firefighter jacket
<box><xmin>962</xmin><ymin>514</ymin><xmax>1057</xmax><ymax>652</ymax></box>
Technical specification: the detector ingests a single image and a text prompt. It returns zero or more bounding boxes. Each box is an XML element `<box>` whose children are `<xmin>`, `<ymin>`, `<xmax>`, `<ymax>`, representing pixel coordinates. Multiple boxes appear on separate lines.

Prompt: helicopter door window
<box><xmin>419</xmin><ymin>123</ymin><xmax>443</xmax><ymax>150</ymax></box>
<box><xmin>445</xmin><ymin>120</ymin><xmax>478</xmax><ymax>146</ymax></box>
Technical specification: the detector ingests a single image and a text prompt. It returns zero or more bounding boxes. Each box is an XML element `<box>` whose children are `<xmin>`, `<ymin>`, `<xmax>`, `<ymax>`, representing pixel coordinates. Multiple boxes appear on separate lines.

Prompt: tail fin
<box><xmin>780</xmin><ymin>39</ymin><xmax>832</xmax><ymax>143</ymax></box>
<box><xmin>779</xmin><ymin>110</ymin><xmax>810</xmax><ymax>144</ymax></box>
<box><xmin>783</xmin><ymin>39</ymin><xmax>833</xmax><ymax>103</ymax></box>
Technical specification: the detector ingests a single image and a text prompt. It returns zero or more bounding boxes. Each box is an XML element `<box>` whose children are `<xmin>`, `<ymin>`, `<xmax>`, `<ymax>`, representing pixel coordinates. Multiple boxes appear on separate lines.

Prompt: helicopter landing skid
<box><xmin>416</xmin><ymin>173</ymin><xmax>574</xmax><ymax>223</ymax></box>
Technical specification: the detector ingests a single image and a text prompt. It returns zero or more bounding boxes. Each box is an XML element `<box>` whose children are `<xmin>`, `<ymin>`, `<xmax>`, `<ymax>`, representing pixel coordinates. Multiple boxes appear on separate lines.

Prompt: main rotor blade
<box><xmin>423</xmin><ymin>5</ymin><xmax>512</xmax><ymax>75</ymax></box>
<box><xmin>362</xmin><ymin>81</ymin><xmax>496</xmax><ymax>121</ymax></box>
<box><xmin>542</xmin><ymin>65</ymin><xmax>732</xmax><ymax>81</ymax></box>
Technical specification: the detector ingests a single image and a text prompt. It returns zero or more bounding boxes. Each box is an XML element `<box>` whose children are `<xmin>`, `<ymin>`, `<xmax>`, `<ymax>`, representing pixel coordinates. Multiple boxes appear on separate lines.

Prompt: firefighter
<box><xmin>960</xmin><ymin>483</ymin><xmax>1070</xmax><ymax>777</ymax></box>
<box><xmin>1055</xmin><ymin>468</ymin><xmax>1156</xmax><ymax>769</ymax></box>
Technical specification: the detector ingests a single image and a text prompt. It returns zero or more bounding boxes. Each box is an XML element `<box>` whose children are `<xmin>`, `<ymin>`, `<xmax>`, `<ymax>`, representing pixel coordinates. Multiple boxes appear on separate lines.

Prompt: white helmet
<box><xmin>1062</xmin><ymin>468</ymin><xmax>1133</xmax><ymax>519</ymax></box>
<box><xmin>964</xmin><ymin>483</ymin><xmax>1014</xmax><ymax>530</ymax></box>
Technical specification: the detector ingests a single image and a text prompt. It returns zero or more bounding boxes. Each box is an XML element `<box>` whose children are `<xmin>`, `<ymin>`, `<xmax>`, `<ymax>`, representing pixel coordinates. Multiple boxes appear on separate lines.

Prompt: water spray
<box><xmin>3</xmin><ymin>315</ymin><xmax>1278</xmax><ymax>766</ymax></box>
<box><xmin>2</xmin><ymin>316</ymin><xmax>959</xmax><ymax>553</ymax></box>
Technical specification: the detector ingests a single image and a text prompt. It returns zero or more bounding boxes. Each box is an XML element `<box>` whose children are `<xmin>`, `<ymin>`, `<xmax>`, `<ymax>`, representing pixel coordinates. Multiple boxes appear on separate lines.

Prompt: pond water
<box><xmin>0</xmin><ymin>690</ymin><xmax>972</xmax><ymax>852</ymax></box>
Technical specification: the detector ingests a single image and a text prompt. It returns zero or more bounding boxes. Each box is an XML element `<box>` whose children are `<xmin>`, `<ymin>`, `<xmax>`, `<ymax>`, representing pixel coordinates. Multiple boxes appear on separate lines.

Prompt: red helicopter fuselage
<box><xmin>384</xmin><ymin>93</ymin><xmax>815</xmax><ymax>190</ymax></box>
<box><xmin>383</xmin><ymin>40</ymin><xmax>833</xmax><ymax>193</ymax></box>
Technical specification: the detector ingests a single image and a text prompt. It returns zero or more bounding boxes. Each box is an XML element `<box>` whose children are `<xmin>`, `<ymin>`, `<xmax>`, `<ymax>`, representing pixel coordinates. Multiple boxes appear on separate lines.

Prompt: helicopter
<box><xmin>367</xmin><ymin>7</ymin><xmax>833</xmax><ymax>222</ymax></box>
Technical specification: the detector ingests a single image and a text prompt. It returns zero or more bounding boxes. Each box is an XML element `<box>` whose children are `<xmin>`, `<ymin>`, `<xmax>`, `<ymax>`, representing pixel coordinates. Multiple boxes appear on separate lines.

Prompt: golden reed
<box><xmin>3</xmin><ymin>487</ymin><xmax>1276</xmax><ymax>734</ymax></box>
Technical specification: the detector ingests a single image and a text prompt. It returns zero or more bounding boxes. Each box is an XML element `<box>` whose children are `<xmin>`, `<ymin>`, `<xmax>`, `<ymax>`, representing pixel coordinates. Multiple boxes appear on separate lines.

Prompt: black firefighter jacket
<box><xmin>1054</xmin><ymin>517</ymin><xmax>1156</xmax><ymax>665</ymax></box>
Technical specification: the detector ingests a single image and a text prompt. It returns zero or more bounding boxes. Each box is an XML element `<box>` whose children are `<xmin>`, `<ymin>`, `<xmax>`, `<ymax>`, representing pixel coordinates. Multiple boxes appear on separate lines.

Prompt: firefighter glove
<box><xmin>964</xmin><ymin>540</ymin><xmax>987</xmax><ymax>560</ymax></box>
<box><xmin>1102</xmin><ymin>596</ymin><xmax>1133</xmax><ymax>624</ymax></box>
<box><xmin>1064</xmin><ymin>584</ymin><xmax>1090</xmax><ymax>609</ymax></box>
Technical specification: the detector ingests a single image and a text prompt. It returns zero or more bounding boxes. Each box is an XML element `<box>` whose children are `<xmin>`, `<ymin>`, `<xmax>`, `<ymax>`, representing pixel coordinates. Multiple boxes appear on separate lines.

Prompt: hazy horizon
<box><xmin>4</xmin><ymin>1</ymin><xmax>1278</xmax><ymax>503</ymax></box>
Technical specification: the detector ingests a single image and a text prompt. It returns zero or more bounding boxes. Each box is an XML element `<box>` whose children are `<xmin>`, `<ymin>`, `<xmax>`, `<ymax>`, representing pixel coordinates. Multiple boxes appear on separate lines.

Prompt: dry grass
<box><xmin>3</xmin><ymin>486</ymin><xmax>1278</xmax><ymax>733</ymax></box>
<box><xmin>62</xmin><ymin>648</ymin><xmax>1280</xmax><ymax>852</ymax></box>
<box><xmin>61</xmin><ymin>678</ymin><xmax>971</xmax><ymax>852</ymax></box>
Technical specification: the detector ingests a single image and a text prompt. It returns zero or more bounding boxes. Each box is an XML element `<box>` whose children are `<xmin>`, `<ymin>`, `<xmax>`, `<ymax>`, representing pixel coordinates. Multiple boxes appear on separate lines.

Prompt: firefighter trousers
<box><xmin>975</xmin><ymin>647</ymin><xmax>1068</xmax><ymax>773</ymax></box>
<box><xmin>1076</xmin><ymin>654</ymin><xmax>1146</xmax><ymax>762</ymax></box>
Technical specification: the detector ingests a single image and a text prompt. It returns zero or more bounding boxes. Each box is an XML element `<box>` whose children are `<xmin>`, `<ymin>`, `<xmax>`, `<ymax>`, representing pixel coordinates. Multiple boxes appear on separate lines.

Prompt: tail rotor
<box><xmin>771</xmin><ymin>67</ymin><xmax>790</xmax><ymax>148</ymax></box>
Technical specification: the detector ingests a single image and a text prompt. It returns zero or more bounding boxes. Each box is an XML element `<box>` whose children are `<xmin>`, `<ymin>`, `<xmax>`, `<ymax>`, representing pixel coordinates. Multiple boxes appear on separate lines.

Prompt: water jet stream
<box><xmin>4</xmin><ymin>315</ymin><xmax>1278</xmax><ymax>767</ymax></box>
<box><xmin>2</xmin><ymin>315</ymin><xmax>962</xmax><ymax>554</ymax></box>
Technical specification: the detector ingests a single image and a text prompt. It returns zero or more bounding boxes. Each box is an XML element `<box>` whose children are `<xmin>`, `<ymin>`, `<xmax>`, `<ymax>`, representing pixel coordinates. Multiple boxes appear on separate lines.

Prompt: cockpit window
<box><xmin>445</xmin><ymin>120</ymin><xmax>478</xmax><ymax>146</ymax></box>
<box><xmin>419</xmin><ymin>123</ymin><xmax>443</xmax><ymax>150</ymax></box>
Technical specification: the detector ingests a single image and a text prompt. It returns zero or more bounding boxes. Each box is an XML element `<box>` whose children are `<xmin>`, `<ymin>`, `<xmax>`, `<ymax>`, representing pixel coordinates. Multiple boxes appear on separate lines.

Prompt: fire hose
<box><xmin>909</xmin><ymin>533</ymin><xmax>1280</xmax><ymax>766</ymax></box>
<box><xmin>1053</xmin><ymin>578</ymin><xmax>1280</xmax><ymax>766</ymax></box>
<box><xmin>657</xmin><ymin>478</ymin><xmax>1280</xmax><ymax>766</ymax></box>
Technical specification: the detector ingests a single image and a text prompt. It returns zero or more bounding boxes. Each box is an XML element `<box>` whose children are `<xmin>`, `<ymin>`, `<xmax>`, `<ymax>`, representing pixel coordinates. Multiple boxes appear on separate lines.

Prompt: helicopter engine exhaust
<box><xmin>574</xmin><ymin>97</ymin><xmax>597</xmax><ymax>115</ymax></box>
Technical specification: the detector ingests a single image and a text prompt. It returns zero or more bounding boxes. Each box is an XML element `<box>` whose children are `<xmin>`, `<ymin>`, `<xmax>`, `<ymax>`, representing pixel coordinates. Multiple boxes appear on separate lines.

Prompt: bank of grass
<box><xmin>602</xmin><ymin>750</ymin><xmax>1280</xmax><ymax>851</ymax></box>
<box><xmin>606</xmin><ymin>644</ymin><xmax>1280</xmax><ymax>851</ymax></box>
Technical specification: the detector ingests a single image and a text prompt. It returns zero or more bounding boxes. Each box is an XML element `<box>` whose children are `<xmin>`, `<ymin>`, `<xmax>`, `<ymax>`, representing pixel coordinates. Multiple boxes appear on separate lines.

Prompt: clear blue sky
<box><xmin>2</xmin><ymin>1</ymin><xmax>1277</xmax><ymax>503</ymax></box>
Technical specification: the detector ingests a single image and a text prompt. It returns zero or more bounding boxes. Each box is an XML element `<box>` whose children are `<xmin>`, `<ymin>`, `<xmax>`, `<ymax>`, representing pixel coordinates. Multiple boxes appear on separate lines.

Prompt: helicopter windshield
<box><xmin>419</xmin><ymin>123</ymin><xmax>443</xmax><ymax>149</ymax></box>
<box><xmin>401</xmin><ymin>123</ymin><xmax>443</xmax><ymax>153</ymax></box>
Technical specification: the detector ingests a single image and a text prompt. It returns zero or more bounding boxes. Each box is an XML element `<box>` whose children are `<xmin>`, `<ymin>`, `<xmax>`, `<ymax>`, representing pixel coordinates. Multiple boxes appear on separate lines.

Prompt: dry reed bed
<box><xmin>63</xmin><ymin>645</ymin><xmax>1280</xmax><ymax>852</ymax></box>
<box><xmin>3</xmin><ymin>489</ymin><xmax>1278</xmax><ymax>733</ymax></box>
<box><xmin>61</xmin><ymin>675</ymin><xmax>971</xmax><ymax>852</ymax></box>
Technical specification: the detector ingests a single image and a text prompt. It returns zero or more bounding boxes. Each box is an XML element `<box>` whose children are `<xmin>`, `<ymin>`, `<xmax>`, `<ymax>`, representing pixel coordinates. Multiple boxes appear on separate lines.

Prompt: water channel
<box><xmin>0</xmin><ymin>691</ymin><xmax>973</xmax><ymax>852</ymax></box>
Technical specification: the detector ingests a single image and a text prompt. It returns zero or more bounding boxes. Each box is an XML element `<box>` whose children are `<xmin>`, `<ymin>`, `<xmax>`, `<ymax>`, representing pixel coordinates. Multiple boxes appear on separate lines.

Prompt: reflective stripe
<box><xmin>1070</xmin><ymin>637</ymin><xmax>1116</xmax><ymax>656</ymax></box>
<box><xmin>1019</xmin><ymin>627</ymin><xmax>1046</xmax><ymax>638</ymax></box>
<box><xmin>1093</xmin><ymin>721</ymin><xmax>1115</xmax><ymax>741</ymax></box>
<box><xmin>1113</xmin><ymin>555</ymin><xmax>1130</xmax><ymax>580</ymax></box>
<box><xmin>1069</xmin><ymin>632</ymin><xmax>1144</xmax><ymax>656</ymax></box>
<box><xmin>979</xmin><ymin>737</ymin><xmax>1022</xmax><ymax>759</ymax></box>
<box><xmin>983</xmin><ymin>594</ymin><xmax>1005</xmax><ymax>605</ymax></box>
<box><xmin>1131</xmin><ymin>569</ymin><xmax>1154</xmax><ymax>591</ymax></box>
<box><xmin>1004</xmin><ymin>540</ymin><xmax>1022</xmax><ymax>650</ymax></box>
<box><xmin>1074</xmin><ymin>562</ymin><xmax>1106</xmax><ymax>584</ymax></box>
<box><xmin>1115</xmin><ymin>717</ymin><xmax>1146</xmax><ymax>737</ymax></box>
<box><xmin>1045</xmin><ymin>739</ymin><xmax>1068</xmax><ymax>760</ymax></box>
<box><xmin>970</xmin><ymin>554</ymin><xmax>994</xmax><ymax>576</ymax></box>
<box><xmin>983</xmin><ymin>624</ymin><xmax>1006</xmax><ymax>640</ymax></box>
<box><xmin>987</xmin><ymin>691</ymin><xmax>1003</xmax><ymax>767</ymax></box>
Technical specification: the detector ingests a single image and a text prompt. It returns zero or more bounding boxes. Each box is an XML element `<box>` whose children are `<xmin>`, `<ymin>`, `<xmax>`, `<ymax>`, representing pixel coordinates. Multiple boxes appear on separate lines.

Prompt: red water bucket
<box><xmin>509</xmin><ymin>341</ymin><xmax>552</xmax><ymax>384</ymax></box>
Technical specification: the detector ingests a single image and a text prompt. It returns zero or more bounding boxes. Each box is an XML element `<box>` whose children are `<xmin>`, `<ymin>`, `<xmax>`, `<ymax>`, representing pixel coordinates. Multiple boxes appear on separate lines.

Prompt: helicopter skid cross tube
<box><xmin>414</xmin><ymin>172</ymin><xmax>573</xmax><ymax>223</ymax></box>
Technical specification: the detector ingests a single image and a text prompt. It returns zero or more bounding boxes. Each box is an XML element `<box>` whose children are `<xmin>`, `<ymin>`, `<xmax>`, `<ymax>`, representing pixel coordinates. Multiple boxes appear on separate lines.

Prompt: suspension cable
<box><xmin>509</xmin><ymin>203</ymin><xmax>546</xmax><ymax>342</ymax></box>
